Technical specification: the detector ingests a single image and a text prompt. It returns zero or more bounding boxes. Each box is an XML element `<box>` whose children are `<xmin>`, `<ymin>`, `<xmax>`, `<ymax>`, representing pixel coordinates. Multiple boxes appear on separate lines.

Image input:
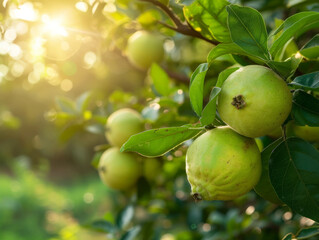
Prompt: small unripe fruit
<box><xmin>98</xmin><ymin>147</ymin><xmax>142</xmax><ymax>190</ymax></box>
<box><xmin>105</xmin><ymin>108</ymin><xmax>144</xmax><ymax>148</ymax></box>
<box><xmin>126</xmin><ymin>31</ymin><xmax>164</xmax><ymax>69</ymax></box>
<box><xmin>217</xmin><ymin>65</ymin><xmax>292</xmax><ymax>138</ymax></box>
<box><xmin>143</xmin><ymin>158</ymin><xmax>162</xmax><ymax>182</ymax></box>
<box><xmin>186</xmin><ymin>127</ymin><xmax>261</xmax><ymax>201</ymax></box>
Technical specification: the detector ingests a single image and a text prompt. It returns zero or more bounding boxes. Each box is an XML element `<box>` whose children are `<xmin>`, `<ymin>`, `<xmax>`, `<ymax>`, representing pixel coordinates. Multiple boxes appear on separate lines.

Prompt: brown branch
<box><xmin>139</xmin><ymin>0</ymin><xmax>219</xmax><ymax>45</ymax></box>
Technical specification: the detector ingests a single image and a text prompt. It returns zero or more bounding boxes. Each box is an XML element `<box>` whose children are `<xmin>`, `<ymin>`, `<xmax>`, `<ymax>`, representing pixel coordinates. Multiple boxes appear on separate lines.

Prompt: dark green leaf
<box><xmin>150</xmin><ymin>63</ymin><xmax>171</xmax><ymax>96</ymax></box>
<box><xmin>297</xmin><ymin>226</ymin><xmax>319</xmax><ymax>239</ymax></box>
<box><xmin>189</xmin><ymin>63</ymin><xmax>209</xmax><ymax>116</ymax></box>
<box><xmin>121</xmin><ymin>125</ymin><xmax>203</xmax><ymax>157</ymax></box>
<box><xmin>137</xmin><ymin>177</ymin><xmax>151</xmax><ymax>200</ymax></box>
<box><xmin>282</xmin><ymin>233</ymin><xmax>293</xmax><ymax>240</ymax></box>
<box><xmin>183</xmin><ymin>0</ymin><xmax>231</xmax><ymax>42</ymax></box>
<box><xmin>254</xmin><ymin>138</ymin><xmax>284</xmax><ymax>205</ymax></box>
<box><xmin>216</xmin><ymin>67</ymin><xmax>239</xmax><ymax>88</ymax></box>
<box><xmin>292</xmin><ymin>90</ymin><xmax>319</xmax><ymax>126</ymax></box>
<box><xmin>269</xmin><ymin>12</ymin><xmax>319</xmax><ymax>58</ymax></box>
<box><xmin>207</xmin><ymin>43</ymin><xmax>255</xmax><ymax>64</ymax></box>
<box><xmin>226</xmin><ymin>5</ymin><xmax>270</xmax><ymax>61</ymax></box>
<box><xmin>83</xmin><ymin>220</ymin><xmax>115</xmax><ymax>233</ymax></box>
<box><xmin>269</xmin><ymin>137</ymin><xmax>319</xmax><ymax>222</ymax></box>
<box><xmin>267</xmin><ymin>54</ymin><xmax>303</xmax><ymax>79</ymax></box>
<box><xmin>300</xmin><ymin>34</ymin><xmax>319</xmax><ymax>59</ymax></box>
<box><xmin>55</xmin><ymin>97</ymin><xmax>76</xmax><ymax>114</ymax></box>
<box><xmin>200</xmin><ymin>87</ymin><xmax>221</xmax><ymax>126</ymax></box>
<box><xmin>289</xmin><ymin>71</ymin><xmax>319</xmax><ymax>91</ymax></box>
<box><xmin>120</xmin><ymin>226</ymin><xmax>141</xmax><ymax>240</ymax></box>
<box><xmin>117</xmin><ymin>205</ymin><xmax>134</xmax><ymax>229</ymax></box>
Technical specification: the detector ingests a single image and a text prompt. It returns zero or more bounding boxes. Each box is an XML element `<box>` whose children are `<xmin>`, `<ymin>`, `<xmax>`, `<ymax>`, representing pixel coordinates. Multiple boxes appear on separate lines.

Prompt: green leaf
<box><xmin>207</xmin><ymin>43</ymin><xmax>255</xmax><ymax>64</ymax></box>
<box><xmin>292</xmin><ymin>90</ymin><xmax>319</xmax><ymax>126</ymax></box>
<box><xmin>189</xmin><ymin>63</ymin><xmax>209</xmax><ymax>116</ymax></box>
<box><xmin>149</xmin><ymin>63</ymin><xmax>171</xmax><ymax>96</ymax></box>
<box><xmin>121</xmin><ymin>125</ymin><xmax>203</xmax><ymax>157</ymax></box>
<box><xmin>267</xmin><ymin>53</ymin><xmax>303</xmax><ymax>79</ymax></box>
<box><xmin>297</xmin><ymin>226</ymin><xmax>319</xmax><ymax>239</ymax></box>
<box><xmin>269</xmin><ymin>137</ymin><xmax>319</xmax><ymax>222</ymax></box>
<box><xmin>216</xmin><ymin>67</ymin><xmax>239</xmax><ymax>88</ymax></box>
<box><xmin>254</xmin><ymin>138</ymin><xmax>284</xmax><ymax>205</ymax></box>
<box><xmin>76</xmin><ymin>92</ymin><xmax>91</xmax><ymax>113</ymax></box>
<box><xmin>55</xmin><ymin>96</ymin><xmax>76</xmax><ymax>114</ymax></box>
<box><xmin>120</xmin><ymin>226</ymin><xmax>142</xmax><ymax>240</ymax></box>
<box><xmin>226</xmin><ymin>5</ymin><xmax>270</xmax><ymax>61</ymax></box>
<box><xmin>200</xmin><ymin>87</ymin><xmax>221</xmax><ymax>126</ymax></box>
<box><xmin>83</xmin><ymin>220</ymin><xmax>115</xmax><ymax>233</ymax></box>
<box><xmin>117</xmin><ymin>205</ymin><xmax>134</xmax><ymax>229</ymax></box>
<box><xmin>290</xmin><ymin>71</ymin><xmax>319</xmax><ymax>91</ymax></box>
<box><xmin>269</xmin><ymin>12</ymin><xmax>319</xmax><ymax>58</ymax></box>
<box><xmin>300</xmin><ymin>34</ymin><xmax>319</xmax><ymax>59</ymax></box>
<box><xmin>282</xmin><ymin>233</ymin><xmax>293</xmax><ymax>240</ymax></box>
<box><xmin>183</xmin><ymin>0</ymin><xmax>231</xmax><ymax>42</ymax></box>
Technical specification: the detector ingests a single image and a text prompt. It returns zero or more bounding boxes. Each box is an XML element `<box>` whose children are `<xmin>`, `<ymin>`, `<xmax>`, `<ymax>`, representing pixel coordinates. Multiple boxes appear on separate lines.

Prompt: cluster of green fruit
<box><xmin>98</xmin><ymin>108</ymin><xmax>162</xmax><ymax>191</ymax></box>
<box><xmin>186</xmin><ymin>65</ymin><xmax>294</xmax><ymax>202</ymax></box>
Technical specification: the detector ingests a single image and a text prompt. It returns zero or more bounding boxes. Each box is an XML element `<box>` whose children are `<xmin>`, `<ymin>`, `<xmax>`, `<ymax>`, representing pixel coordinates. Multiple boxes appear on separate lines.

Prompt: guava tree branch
<box><xmin>139</xmin><ymin>0</ymin><xmax>219</xmax><ymax>45</ymax></box>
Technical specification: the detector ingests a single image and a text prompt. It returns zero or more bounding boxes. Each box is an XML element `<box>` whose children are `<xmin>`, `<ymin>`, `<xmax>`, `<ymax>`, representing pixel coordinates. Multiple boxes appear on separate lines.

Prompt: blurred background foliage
<box><xmin>0</xmin><ymin>0</ymin><xmax>318</xmax><ymax>239</ymax></box>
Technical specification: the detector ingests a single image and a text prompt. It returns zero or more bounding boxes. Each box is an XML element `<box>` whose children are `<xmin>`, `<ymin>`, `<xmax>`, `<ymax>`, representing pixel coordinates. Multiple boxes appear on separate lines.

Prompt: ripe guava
<box><xmin>98</xmin><ymin>147</ymin><xmax>142</xmax><ymax>190</ymax></box>
<box><xmin>105</xmin><ymin>108</ymin><xmax>144</xmax><ymax>148</ymax></box>
<box><xmin>291</xmin><ymin>124</ymin><xmax>319</xmax><ymax>142</ymax></box>
<box><xmin>217</xmin><ymin>65</ymin><xmax>292</xmax><ymax>138</ymax></box>
<box><xmin>186</xmin><ymin>127</ymin><xmax>261</xmax><ymax>201</ymax></box>
<box><xmin>126</xmin><ymin>31</ymin><xmax>164</xmax><ymax>69</ymax></box>
<box><xmin>143</xmin><ymin>157</ymin><xmax>162</xmax><ymax>182</ymax></box>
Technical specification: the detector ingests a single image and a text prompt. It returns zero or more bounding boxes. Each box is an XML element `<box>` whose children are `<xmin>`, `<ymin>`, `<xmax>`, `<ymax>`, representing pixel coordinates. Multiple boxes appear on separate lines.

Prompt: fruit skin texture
<box><xmin>217</xmin><ymin>65</ymin><xmax>292</xmax><ymax>138</ymax></box>
<box><xmin>126</xmin><ymin>31</ymin><xmax>164</xmax><ymax>69</ymax></box>
<box><xmin>105</xmin><ymin>108</ymin><xmax>144</xmax><ymax>148</ymax></box>
<box><xmin>291</xmin><ymin>124</ymin><xmax>319</xmax><ymax>142</ymax></box>
<box><xmin>98</xmin><ymin>147</ymin><xmax>142</xmax><ymax>190</ymax></box>
<box><xmin>186</xmin><ymin>127</ymin><xmax>261</xmax><ymax>201</ymax></box>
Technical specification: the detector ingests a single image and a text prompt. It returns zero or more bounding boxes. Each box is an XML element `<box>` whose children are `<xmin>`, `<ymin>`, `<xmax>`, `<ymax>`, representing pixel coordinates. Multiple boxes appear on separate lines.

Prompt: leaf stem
<box><xmin>139</xmin><ymin>0</ymin><xmax>219</xmax><ymax>45</ymax></box>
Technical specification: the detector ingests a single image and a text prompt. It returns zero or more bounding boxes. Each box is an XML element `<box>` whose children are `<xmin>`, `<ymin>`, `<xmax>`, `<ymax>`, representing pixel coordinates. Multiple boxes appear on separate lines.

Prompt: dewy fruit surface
<box><xmin>105</xmin><ymin>108</ymin><xmax>144</xmax><ymax>148</ymax></box>
<box><xmin>98</xmin><ymin>147</ymin><xmax>142</xmax><ymax>190</ymax></box>
<box><xmin>186</xmin><ymin>127</ymin><xmax>261</xmax><ymax>201</ymax></box>
<box><xmin>217</xmin><ymin>65</ymin><xmax>292</xmax><ymax>138</ymax></box>
<box><xmin>126</xmin><ymin>31</ymin><xmax>164</xmax><ymax>69</ymax></box>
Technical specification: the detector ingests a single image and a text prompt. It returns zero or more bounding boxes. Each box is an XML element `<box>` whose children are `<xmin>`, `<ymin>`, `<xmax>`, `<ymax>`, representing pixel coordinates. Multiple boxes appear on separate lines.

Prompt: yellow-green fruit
<box><xmin>98</xmin><ymin>147</ymin><xmax>142</xmax><ymax>190</ymax></box>
<box><xmin>105</xmin><ymin>108</ymin><xmax>144</xmax><ymax>148</ymax></box>
<box><xmin>126</xmin><ymin>31</ymin><xmax>164</xmax><ymax>69</ymax></box>
<box><xmin>291</xmin><ymin>124</ymin><xmax>319</xmax><ymax>142</ymax></box>
<box><xmin>186</xmin><ymin>127</ymin><xmax>262</xmax><ymax>201</ymax></box>
<box><xmin>217</xmin><ymin>65</ymin><xmax>292</xmax><ymax>138</ymax></box>
<box><xmin>267</xmin><ymin>126</ymin><xmax>282</xmax><ymax>139</ymax></box>
<box><xmin>143</xmin><ymin>158</ymin><xmax>162</xmax><ymax>182</ymax></box>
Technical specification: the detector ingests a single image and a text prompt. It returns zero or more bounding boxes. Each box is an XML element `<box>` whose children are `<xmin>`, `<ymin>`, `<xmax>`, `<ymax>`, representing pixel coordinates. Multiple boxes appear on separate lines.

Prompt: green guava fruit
<box><xmin>98</xmin><ymin>147</ymin><xmax>142</xmax><ymax>190</ymax></box>
<box><xmin>126</xmin><ymin>31</ymin><xmax>164</xmax><ymax>69</ymax></box>
<box><xmin>186</xmin><ymin>127</ymin><xmax>261</xmax><ymax>201</ymax></box>
<box><xmin>143</xmin><ymin>157</ymin><xmax>162</xmax><ymax>182</ymax></box>
<box><xmin>217</xmin><ymin>65</ymin><xmax>292</xmax><ymax>138</ymax></box>
<box><xmin>105</xmin><ymin>108</ymin><xmax>144</xmax><ymax>148</ymax></box>
<box><xmin>291</xmin><ymin>124</ymin><xmax>319</xmax><ymax>142</ymax></box>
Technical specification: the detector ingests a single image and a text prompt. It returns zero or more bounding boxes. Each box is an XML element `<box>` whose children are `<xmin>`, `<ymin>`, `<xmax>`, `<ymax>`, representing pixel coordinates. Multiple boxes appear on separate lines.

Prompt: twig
<box><xmin>139</xmin><ymin>0</ymin><xmax>219</xmax><ymax>45</ymax></box>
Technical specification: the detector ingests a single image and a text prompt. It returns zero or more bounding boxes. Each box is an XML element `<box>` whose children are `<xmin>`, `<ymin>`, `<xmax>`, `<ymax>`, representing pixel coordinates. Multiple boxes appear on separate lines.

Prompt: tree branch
<box><xmin>139</xmin><ymin>0</ymin><xmax>219</xmax><ymax>45</ymax></box>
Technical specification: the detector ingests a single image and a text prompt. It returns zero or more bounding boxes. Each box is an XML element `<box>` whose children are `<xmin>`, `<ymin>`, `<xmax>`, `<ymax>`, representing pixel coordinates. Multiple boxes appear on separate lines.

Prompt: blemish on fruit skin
<box><xmin>99</xmin><ymin>166</ymin><xmax>106</xmax><ymax>173</ymax></box>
